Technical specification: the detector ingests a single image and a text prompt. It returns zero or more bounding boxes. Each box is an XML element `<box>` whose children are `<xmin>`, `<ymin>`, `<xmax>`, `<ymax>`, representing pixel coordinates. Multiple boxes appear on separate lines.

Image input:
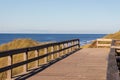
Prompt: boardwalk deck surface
<box><xmin>28</xmin><ymin>48</ymin><xmax>109</xmax><ymax>80</ymax></box>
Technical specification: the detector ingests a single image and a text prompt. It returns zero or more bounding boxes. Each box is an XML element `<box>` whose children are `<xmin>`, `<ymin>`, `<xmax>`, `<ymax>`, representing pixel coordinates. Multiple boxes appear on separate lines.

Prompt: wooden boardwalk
<box><xmin>28</xmin><ymin>48</ymin><xmax>109</xmax><ymax>80</ymax></box>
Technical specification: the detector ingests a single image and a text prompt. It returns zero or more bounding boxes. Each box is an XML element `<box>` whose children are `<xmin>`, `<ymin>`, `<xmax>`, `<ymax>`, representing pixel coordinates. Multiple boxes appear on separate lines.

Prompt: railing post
<box><xmin>44</xmin><ymin>48</ymin><xmax>48</xmax><ymax>64</ymax></box>
<box><xmin>73</xmin><ymin>41</ymin><xmax>75</xmax><ymax>50</ymax></box>
<box><xmin>67</xmin><ymin>42</ymin><xmax>70</xmax><ymax>53</ymax></box>
<box><xmin>69</xmin><ymin>42</ymin><xmax>72</xmax><ymax>52</ymax></box>
<box><xmin>57</xmin><ymin>45</ymin><xmax>60</xmax><ymax>58</ymax></box>
<box><xmin>53</xmin><ymin>46</ymin><xmax>56</xmax><ymax>59</ymax></box>
<box><xmin>62</xmin><ymin>44</ymin><xmax>65</xmax><ymax>55</ymax></box>
<box><xmin>71</xmin><ymin>42</ymin><xmax>73</xmax><ymax>51</ymax></box>
<box><xmin>51</xmin><ymin>46</ymin><xmax>54</xmax><ymax>60</ymax></box>
<box><xmin>71</xmin><ymin>41</ymin><xmax>74</xmax><ymax>51</ymax></box>
<box><xmin>61</xmin><ymin>44</ymin><xmax>63</xmax><ymax>55</ymax></box>
<box><xmin>7</xmin><ymin>55</ymin><xmax>12</xmax><ymax>80</ymax></box>
<box><xmin>35</xmin><ymin>50</ymin><xmax>39</xmax><ymax>68</ymax></box>
<box><xmin>66</xmin><ymin>43</ymin><xmax>68</xmax><ymax>54</ymax></box>
<box><xmin>96</xmin><ymin>39</ymin><xmax>98</xmax><ymax>48</ymax></box>
<box><xmin>78</xmin><ymin>39</ymin><xmax>80</xmax><ymax>48</ymax></box>
<box><xmin>74</xmin><ymin>41</ymin><xmax>78</xmax><ymax>49</ymax></box>
<box><xmin>77</xmin><ymin>40</ymin><xmax>80</xmax><ymax>49</ymax></box>
<box><xmin>23</xmin><ymin>52</ymin><xmax>27</xmax><ymax>73</ymax></box>
<box><xmin>59</xmin><ymin>44</ymin><xmax>62</xmax><ymax>57</ymax></box>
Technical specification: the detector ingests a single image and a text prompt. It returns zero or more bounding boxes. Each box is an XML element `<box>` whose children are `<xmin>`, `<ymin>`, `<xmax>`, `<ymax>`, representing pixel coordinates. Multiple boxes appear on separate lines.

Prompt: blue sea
<box><xmin>0</xmin><ymin>34</ymin><xmax>106</xmax><ymax>46</ymax></box>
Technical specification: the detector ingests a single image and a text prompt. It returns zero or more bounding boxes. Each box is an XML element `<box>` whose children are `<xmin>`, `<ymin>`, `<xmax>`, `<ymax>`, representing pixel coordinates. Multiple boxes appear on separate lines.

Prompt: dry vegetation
<box><xmin>82</xmin><ymin>31</ymin><xmax>120</xmax><ymax>48</ymax></box>
<box><xmin>104</xmin><ymin>31</ymin><xmax>120</xmax><ymax>39</ymax></box>
<box><xmin>81</xmin><ymin>40</ymin><xmax>97</xmax><ymax>48</ymax></box>
<box><xmin>0</xmin><ymin>38</ymin><xmax>53</xmax><ymax>80</ymax></box>
<box><xmin>0</xmin><ymin>38</ymin><xmax>40</xmax><ymax>51</ymax></box>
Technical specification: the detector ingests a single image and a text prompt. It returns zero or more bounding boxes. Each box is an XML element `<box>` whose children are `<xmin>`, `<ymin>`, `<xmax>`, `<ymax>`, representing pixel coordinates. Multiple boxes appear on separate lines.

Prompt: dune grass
<box><xmin>82</xmin><ymin>31</ymin><xmax>120</xmax><ymax>48</ymax></box>
<box><xmin>81</xmin><ymin>40</ymin><xmax>97</xmax><ymax>48</ymax></box>
<box><xmin>104</xmin><ymin>31</ymin><xmax>120</xmax><ymax>39</ymax></box>
<box><xmin>0</xmin><ymin>38</ymin><xmax>53</xmax><ymax>80</ymax></box>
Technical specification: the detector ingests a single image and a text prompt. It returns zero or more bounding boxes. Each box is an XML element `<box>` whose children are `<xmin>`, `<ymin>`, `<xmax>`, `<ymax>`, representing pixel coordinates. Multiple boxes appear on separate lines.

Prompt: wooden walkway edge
<box><xmin>28</xmin><ymin>48</ymin><xmax>109</xmax><ymax>80</ymax></box>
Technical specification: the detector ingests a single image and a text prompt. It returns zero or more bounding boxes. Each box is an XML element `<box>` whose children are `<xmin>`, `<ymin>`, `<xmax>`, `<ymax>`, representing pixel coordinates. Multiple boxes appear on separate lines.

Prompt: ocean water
<box><xmin>0</xmin><ymin>34</ymin><xmax>106</xmax><ymax>45</ymax></box>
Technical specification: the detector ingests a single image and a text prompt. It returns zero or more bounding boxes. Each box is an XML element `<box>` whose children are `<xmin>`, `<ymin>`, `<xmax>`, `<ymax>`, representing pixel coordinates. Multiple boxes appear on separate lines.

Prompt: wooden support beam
<box><xmin>23</xmin><ymin>52</ymin><xmax>28</xmax><ymax>73</ymax></box>
<box><xmin>51</xmin><ymin>46</ymin><xmax>54</xmax><ymax>60</ymax></box>
<box><xmin>56</xmin><ymin>45</ymin><xmax>60</xmax><ymax>58</ymax></box>
<box><xmin>7</xmin><ymin>55</ymin><xmax>12</xmax><ymax>79</ymax></box>
<box><xmin>34</xmin><ymin>50</ymin><xmax>39</xmax><ymax>68</ymax></box>
<box><xmin>44</xmin><ymin>48</ymin><xmax>48</xmax><ymax>64</ymax></box>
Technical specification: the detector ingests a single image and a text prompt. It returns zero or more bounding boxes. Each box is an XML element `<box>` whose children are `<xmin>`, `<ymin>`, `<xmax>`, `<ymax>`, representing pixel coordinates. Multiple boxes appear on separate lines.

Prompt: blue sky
<box><xmin>0</xmin><ymin>0</ymin><xmax>120</xmax><ymax>34</ymax></box>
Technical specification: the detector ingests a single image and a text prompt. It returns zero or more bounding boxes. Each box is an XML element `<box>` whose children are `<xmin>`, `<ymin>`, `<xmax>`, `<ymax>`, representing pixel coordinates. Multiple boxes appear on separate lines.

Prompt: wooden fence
<box><xmin>0</xmin><ymin>39</ymin><xmax>80</xmax><ymax>80</ymax></box>
<box><xmin>96</xmin><ymin>39</ymin><xmax>112</xmax><ymax>48</ymax></box>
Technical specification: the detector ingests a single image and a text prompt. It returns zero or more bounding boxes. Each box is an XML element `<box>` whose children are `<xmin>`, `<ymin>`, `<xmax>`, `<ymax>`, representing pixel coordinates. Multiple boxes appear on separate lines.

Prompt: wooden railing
<box><xmin>96</xmin><ymin>39</ymin><xmax>112</xmax><ymax>48</ymax></box>
<box><xmin>0</xmin><ymin>39</ymin><xmax>80</xmax><ymax>80</ymax></box>
<box><xmin>107</xmin><ymin>40</ymin><xmax>120</xmax><ymax>80</ymax></box>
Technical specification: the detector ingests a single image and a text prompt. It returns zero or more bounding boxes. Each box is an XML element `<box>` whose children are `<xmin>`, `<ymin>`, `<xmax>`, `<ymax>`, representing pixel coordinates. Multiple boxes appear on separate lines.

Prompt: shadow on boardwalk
<box><xmin>14</xmin><ymin>49</ymin><xmax>80</xmax><ymax>80</ymax></box>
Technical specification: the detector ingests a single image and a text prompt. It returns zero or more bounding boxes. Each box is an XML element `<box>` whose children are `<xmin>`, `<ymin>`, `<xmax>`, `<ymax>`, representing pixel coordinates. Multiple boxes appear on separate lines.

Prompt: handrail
<box><xmin>0</xmin><ymin>39</ymin><xmax>80</xmax><ymax>80</ymax></box>
<box><xmin>107</xmin><ymin>40</ymin><xmax>120</xmax><ymax>80</ymax></box>
<box><xmin>0</xmin><ymin>39</ymin><xmax>79</xmax><ymax>57</ymax></box>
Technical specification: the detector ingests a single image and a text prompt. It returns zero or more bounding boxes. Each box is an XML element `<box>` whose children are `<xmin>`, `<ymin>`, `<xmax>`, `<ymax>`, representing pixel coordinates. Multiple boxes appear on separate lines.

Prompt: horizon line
<box><xmin>0</xmin><ymin>32</ymin><xmax>107</xmax><ymax>34</ymax></box>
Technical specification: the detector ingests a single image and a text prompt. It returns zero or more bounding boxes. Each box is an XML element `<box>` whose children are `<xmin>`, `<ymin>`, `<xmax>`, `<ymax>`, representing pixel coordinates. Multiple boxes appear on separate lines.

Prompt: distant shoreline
<box><xmin>0</xmin><ymin>34</ymin><xmax>106</xmax><ymax>46</ymax></box>
<box><xmin>0</xmin><ymin>33</ymin><xmax>107</xmax><ymax>35</ymax></box>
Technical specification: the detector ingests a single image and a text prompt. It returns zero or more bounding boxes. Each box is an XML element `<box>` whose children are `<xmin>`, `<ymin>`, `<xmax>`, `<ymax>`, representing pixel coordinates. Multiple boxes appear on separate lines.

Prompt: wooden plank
<box><xmin>28</xmin><ymin>48</ymin><xmax>109</xmax><ymax>80</ymax></box>
<box><xmin>111</xmin><ymin>46</ymin><xmax>120</xmax><ymax>48</ymax></box>
<box><xmin>97</xmin><ymin>39</ymin><xmax>112</xmax><ymax>41</ymax></box>
<box><xmin>97</xmin><ymin>44</ymin><xmax>111</xmax><ymax>47</ymax></box>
